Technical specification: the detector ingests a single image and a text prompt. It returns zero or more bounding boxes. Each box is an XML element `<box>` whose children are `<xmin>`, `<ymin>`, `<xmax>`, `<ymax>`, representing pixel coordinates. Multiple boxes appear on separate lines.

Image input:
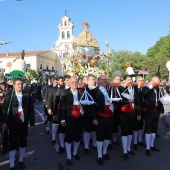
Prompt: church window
<box><xmin>26</xmin><ymin>64</ymin><xmax>31</xmax><ymax>68</ymax></box>
<box><xmin>64</xmin><ymin>21</ymin><xmax>67</xmax><ymax>26</ymax></box>
<box><xmin>63</xmin><ymin>53</ymin><xmax>66</xmax><ymax>58</ymax></box>
<box><xmin>62</xmin><ymin>31</ymin><xmax>65</xmax><ymax>39</ymax></box>
<box><xmin>67</xmin><ymin>31</ymin><xmax>70</xmax><ymax>39</ymax></box>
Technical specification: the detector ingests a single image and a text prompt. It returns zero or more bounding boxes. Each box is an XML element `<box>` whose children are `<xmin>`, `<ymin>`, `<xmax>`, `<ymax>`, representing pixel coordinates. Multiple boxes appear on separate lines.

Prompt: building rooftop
<box><xmin>0</xmin><ymin>50</ymin><xmax>49</xmax><ymax>57</ymax></box>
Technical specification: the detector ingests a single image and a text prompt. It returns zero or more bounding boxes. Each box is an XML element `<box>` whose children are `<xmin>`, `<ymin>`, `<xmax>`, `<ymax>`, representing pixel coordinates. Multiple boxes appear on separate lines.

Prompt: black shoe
<box><xmin>46</xmin><ymin>130</ymin><xmax>50</xmax><ymax>134</ymax></box>
<box><xmin>1</xmin><ymin>148</ymin><xmax>8</xmax><ymax>154</ymax></box>
<box><xmin>108</xmin><ymin>144</ymin><xmax>112</xmax><ymax>150</ymax></box>
<box><xmin>97</xmin><ymin>157</ymin><xmax>103</xmax><ymax>165</ymax></box>
<box><xmin>146</xmin><ymin>149</ymin><xmax>151</xmax><ymax>156</ymax></box>
<box><xmin>66</xmin><ymin>159</ymin><xmax>71</xmax><ymax>165</ymax></box>
<box><xmin>58</xmin><ymin>147</ymin><xmax>65</xmax><ymax>154</ymax></box>
<box><xmin>123</xmin><ymin>153</ymin><xmax>129</xmax><ymax>159</ymax></box>
<box><xmin>93</xmin><ymin>146</ymin><xmax>97</xmax><ymax>150</ymax></box>
<box><xmin>156</xmin><ymin>134</ymin><xmax>160</xmax><ymax>137</ymax></box>
<box><xmin>103</xmin><ymin>154</ymin><xmax>110</xmax><ymax>160</ymax></box>
<box><xmin>51</xmin><ymin>140</ymin><xmax>56</xmax><ymax>144</ymax></box>
<box><xmin>150</xmin><ymin>146</ymin><xmax>160</xmax><ymax>152</ymax></box>
<box><xmin>112</xmin><ymin>141</ymin><xmax>119</xmax><ymax>145</ymax></box>
<box><xmin>138</xmin><ymin>141</ymin><xmax>146</xmax><ymax>146</ymax></box>
<box><xmin>18</xmin><ymin>161</ymin><xmax>25</xmax><ymax>169</ymax></box>
<box><xmin>133</xmin><ymin>144</ymin><xmax>138</xmax><ymax>150</ymax></box>
<box><xmin>9</xmin><ymin>167</ymin><xmax>15</xmax><ymax>170</ymax></box>
<box><xmin>72</xmin><ymin>154</ymin><xmax>80</xmax><ymax>160</ymax></box>
<box><xmin>84</xmin><ymin>148</ymin><xmax>89</xmax><ymax>154</ymax></box>
<box><xmin>127</xmin><ymin>150</ymin><xmax>136</xmax><ymax>155</ymax></box>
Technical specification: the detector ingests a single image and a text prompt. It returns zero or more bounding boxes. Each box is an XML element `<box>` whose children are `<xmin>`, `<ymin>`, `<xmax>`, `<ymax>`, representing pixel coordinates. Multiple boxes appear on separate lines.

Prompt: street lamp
<box><xmin>105</xmin><ymin>40</ymin><xmax>111</xmax><ymax>76</ymax></box>
<box><xmin>0</xmin><ymin>41</ymin><xmax>12</xmax><ymax>45</ymax></box>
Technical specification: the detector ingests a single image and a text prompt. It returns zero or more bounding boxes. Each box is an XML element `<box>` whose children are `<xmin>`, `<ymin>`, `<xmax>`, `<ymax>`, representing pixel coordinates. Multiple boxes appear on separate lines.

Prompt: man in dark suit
<box><xmin>82</xmin><ymin>74</ymin><xmax>96</xmax><ymax>153</ymax></box>
<box><xmin>92</xmin><ymin>75</ymin><xmax>114</xmax><ymax>165</ymax></box>
<box><xmin>59</xmin><ymin>76</ymin><xmax>85</xmax><ymax>165</ymax></box>
<box><xmin>119</xmin><ymin>75</ymin><xmax>141</xmax><ymax>159</ymax></box>
<box><xmin>133</xmin><ymin>76</ymin><xmax>145</xmax><ymax>150</ymax></box>
<box><xmin>1</xmin><ymin>78</ymin><xmax>35</xmax><ymax>170</ymax></box>
<box><xmin>110</xmin><ymin>75</ymin><xmax>122</xmax><ymax>145</ymax></box>
<box><xmin>41</xmin><ymin>79</ymin><xmax>51</xmax><ymax>124</ymax></box>
<box><xmin>47</xmin><ymin>76</ymin><xmax>64</xmax><ymax>144</ymax></box>
<box><xmin>54</xmin><ymin>75</ymin><xmax>70</xmax><ymax>153</ymax></box>
<box><xmin>45</xmin><ymin>78</ymin><xmax>57</xmax><ymax>134</ymax></box>
<box><xmin>142</xmin><ymin>76</ymin><xmax>164</xmax><ymax>156</ymax></box>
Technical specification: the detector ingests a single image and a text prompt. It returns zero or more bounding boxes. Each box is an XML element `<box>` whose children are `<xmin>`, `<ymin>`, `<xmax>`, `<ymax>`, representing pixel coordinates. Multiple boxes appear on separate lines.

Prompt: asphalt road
<box><xmin>0</xmin><ymin>101</ymin><xmax>170</xmax><ymax>170</ymax></box>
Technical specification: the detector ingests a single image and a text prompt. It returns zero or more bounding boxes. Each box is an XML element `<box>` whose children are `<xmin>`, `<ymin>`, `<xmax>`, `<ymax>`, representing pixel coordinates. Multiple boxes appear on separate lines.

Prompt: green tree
<box><xmin>22</xmin><ymin>69</ymin><xmax>42</xmax><ymax>83</ymax></box>
<box><xmin>109</xmin><ymin>50</ymin><xmax>146</xmax><ymax>79</ymax></box>
<box><xmin>146</xmin><ymin>34</ymin><xmax>170</xmax><ymax>80</ymax></box>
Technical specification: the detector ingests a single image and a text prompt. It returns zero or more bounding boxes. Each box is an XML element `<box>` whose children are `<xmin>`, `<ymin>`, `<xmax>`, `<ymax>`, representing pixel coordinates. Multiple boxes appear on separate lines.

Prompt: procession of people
<box><xmin>0</xmin><ymin>72</ymin><xmax>167</xmax><ymax>169</ymax></box>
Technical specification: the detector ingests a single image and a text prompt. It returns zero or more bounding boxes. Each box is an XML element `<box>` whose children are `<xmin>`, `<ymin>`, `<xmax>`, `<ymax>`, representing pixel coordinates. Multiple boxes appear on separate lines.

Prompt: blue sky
<box><xmin>0</xmin><ymin>0</ymin><xmax>169</xmax><ymax>54</ymax></box>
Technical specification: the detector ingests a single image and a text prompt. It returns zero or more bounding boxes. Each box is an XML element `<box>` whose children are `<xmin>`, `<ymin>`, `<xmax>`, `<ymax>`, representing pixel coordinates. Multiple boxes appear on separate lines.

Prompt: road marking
<box><xmin>34</xmin><ymin>109</ymin><xmax>45</xmax><ymax>122</ymax></box>
<box><xmin>0</xmin><ymin>160</ymin><xmax>10</xmax><ymax>166</ymax></box>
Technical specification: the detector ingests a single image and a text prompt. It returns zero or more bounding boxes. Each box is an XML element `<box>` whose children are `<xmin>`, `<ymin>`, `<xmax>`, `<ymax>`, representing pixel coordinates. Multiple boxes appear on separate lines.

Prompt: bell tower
<box><xmin>52</xmin><ymin>14</ymin><xmax>75</xmax><ymax>58</ymax></box>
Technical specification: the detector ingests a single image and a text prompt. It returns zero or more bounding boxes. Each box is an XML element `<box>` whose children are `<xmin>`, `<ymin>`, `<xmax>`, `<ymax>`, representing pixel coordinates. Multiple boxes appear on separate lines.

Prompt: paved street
<box><xmin>1</xmin><ymin>101</ymin><xmax>170</xmax><ymax>170</ymax></box>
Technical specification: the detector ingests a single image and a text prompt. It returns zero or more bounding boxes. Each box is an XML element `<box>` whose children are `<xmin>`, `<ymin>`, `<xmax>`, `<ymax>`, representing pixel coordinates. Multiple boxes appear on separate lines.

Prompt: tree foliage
<box><xmin>146</xmin><ymin>34</ymin><xmax>170</xmax><ymax>80</ymax></box>
<box><xmin>108</xmin><ymin>34</ymin><xmax>170</xmax><ymax>81</ymax></box>
<box><xmin>22</xmin><ymin>69</ymin><xmax>42</xmax><ymax>83</ymax></box>
<box><xmin>109</xmin><ymin>50</ymin><xmax>147</xmax><ymax>80</ymax></box>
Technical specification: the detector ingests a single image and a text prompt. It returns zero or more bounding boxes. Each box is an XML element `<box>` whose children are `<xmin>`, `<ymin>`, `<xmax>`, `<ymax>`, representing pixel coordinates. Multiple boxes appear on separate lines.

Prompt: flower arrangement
<box><xmin>76</xmin><ymin>64</ymin><xmax>105</xmax><ymax>81</ymax></box>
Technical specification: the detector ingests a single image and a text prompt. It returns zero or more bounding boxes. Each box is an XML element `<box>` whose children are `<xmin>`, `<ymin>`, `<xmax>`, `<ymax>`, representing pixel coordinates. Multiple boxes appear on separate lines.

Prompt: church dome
<box><xmin>75</xmin><ymin>21</ymin><xmax>100</xmax><ymax>56</ymax></box>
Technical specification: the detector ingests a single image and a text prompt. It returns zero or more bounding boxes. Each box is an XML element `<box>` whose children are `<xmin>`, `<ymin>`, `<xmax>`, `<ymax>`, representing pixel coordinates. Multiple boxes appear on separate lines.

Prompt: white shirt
<box><xmin>16</xmin><ymin>92</ymin><xmax>24</xmax><ymax>122</ymax></box>
<box><xmin>71</xmin><ymin>89</ymin><xmax>79</xmax><ymax>105</ymax></box>
<box><xmin>99</xmin><ymin>86</ymin><xmax>110</xmax><ymax>105</ymax></box>
<box><xmin>88</xmin><ymin>85</ymin><xmax>96</xmax><ymax>90</ymax></box>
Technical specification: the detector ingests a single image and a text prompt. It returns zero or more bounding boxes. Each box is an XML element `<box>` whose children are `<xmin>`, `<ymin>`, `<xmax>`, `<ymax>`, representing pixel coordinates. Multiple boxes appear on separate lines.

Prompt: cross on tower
<box><xmin>65</xmin><ymin>8</ymin><xmax>67</xmax><ymax>16</ymax></box>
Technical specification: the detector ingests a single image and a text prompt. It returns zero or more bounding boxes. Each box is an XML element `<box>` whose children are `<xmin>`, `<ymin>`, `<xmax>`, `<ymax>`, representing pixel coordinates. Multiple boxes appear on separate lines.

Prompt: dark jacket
<box><xmin>142</xmin><ymin>86</ymin><xmax>164</xmax><ymax>114</ymax></box>
<box><xmin>47</xmin><ymin>86</ymin><xmax>59</xmax><ymax>111</ymax></box>
<box><xmin>2</xmin><ymin>92</ymin><xmax>35</xmax><ymax>126</ymax></box>
<box><xmin>44</xmin><ymin>84</ymin><xmax>53</xmax><ymax>106</ymax></box>
<box><xmin>59</xmin><ymin>88</ymin><xmax>85</xmax><ymax>121</ymax></box>
<box><xmin>91</xmin><ymin>86</ymin><xmax>107</xmax><ymax>119</ymax></box>
<box><xmin>119</xmin><ymin>85</ymin><xmax>141</xmax><ymax>115</ymax></box>
<box><xmin>53</xmin><ymin>86</ymin><xmax>66</xmax><ymax>116</ymax></box>
<box><xmin>41</xmin><ymin>84</ymin><xmax>47</xmax><ymax>101</ymax></box>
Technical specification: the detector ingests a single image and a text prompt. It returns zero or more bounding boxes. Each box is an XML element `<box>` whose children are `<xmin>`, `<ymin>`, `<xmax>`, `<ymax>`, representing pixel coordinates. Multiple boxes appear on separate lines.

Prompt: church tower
<box><xmin>52</xmin><ymin>15</ymin><xmax>75</xmax><ymax>58</ymax></box>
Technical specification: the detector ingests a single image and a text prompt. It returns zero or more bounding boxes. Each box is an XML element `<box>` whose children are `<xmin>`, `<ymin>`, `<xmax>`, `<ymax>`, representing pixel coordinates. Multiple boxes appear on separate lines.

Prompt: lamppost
<box><xmin>105</xmin><ymin>40</ymin><xmax>111</xmax><ymax>76</ymax></box>
<box><xmin>0</xmin><ymin>41</ymin><xmax>12</xmax><ymax>45</ymax></box>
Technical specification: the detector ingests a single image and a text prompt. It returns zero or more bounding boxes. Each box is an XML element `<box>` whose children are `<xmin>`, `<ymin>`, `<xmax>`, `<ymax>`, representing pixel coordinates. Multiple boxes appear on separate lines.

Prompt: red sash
<box><xmin>17</xmin><ymin>110</ymin><xmax>23</xmax><ymax>123</ymax></box>
<box><xmin>71</xmin><ymin>105</ymin><xmax>82</xmax><ymax>118</ymax></box>
<box><xmin>98</xmin><ymin>105</ymin><xmax>113</xmax><ymax>117</ymax></box>
<box><xmin>143</xmin><ymin>105</ymin><xmax>158</xmax><ymax>112</ymax></box>
<box><xmin>121</xmin><ymin>102</ymin><xmax>135</xmax><ymax>113</ymax></box>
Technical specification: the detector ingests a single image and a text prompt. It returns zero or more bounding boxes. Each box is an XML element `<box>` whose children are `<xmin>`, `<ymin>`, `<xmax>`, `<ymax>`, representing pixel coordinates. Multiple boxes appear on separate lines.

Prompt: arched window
<box><xmin>64</xmin><ymin>21</ymin><xmax>67</xmax><ymax>26</ymax></box>
<box><xmin>67</xmin><ymin>31</ymin><xmax>70</xmax><ymax>39</ymax></box>
<box><xmin>62</xmin><ymin>31</ymin><xmax>65</xmax><ymax>39</ymax></box>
